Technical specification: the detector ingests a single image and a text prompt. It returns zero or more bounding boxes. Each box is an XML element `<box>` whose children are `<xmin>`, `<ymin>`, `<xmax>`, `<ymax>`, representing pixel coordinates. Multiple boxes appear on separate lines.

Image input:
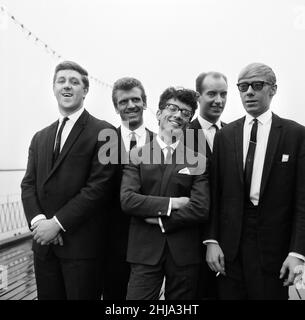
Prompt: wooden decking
<box><xmin>0</xmin><ymin>239</ymin><xmax>37</xmax><ymax>300</ymax></box>
<box><xmin>0</xmin><ymin>238</ymin><xmax>303</xmax><ymax>300</ymax></box>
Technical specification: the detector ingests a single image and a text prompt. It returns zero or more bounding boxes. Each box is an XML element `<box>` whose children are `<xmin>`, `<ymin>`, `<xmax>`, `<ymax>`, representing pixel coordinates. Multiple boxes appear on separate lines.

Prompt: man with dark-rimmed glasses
<box><xmin>120</xmin><ymin>87</ymin><xmax>210</xmax><ymax>300</ymax></box>
<box><xmin>204</xmin><ymin>62</ymin><xmax>305</xmax><ymax>299</ymax></box>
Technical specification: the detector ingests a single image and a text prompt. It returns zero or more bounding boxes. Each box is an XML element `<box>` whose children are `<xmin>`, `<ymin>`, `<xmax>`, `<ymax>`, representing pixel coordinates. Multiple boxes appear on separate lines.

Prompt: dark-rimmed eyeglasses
<box><xmin>165</xmin><ymin>103</ymin><xmax>193</xmax><ymax>118</ymax></box>
<box><xmin>236</xmin><ymin>81</ymin><xmax>274</xmax><ymax>92</ymax></box>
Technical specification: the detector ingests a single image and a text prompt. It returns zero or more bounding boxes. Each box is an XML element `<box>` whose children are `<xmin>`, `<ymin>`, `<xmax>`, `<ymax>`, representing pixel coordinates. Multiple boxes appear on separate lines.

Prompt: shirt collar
<box><xmin>198</xmin><ymin>114</ymin><xmax>222</xmax><ymax>130</ymax></box>
<box><xmin>59</xmin><ymin>107</ymin><xmax>85</xmax><ymax>124</ymax></box>
<box><xmin>245</xmin><ymin>108</ymin><xmax>272</xmax><ymax>125</ymax></box>
<box><xmin>121</xmin><ymin>123</ymin><xmax>146</xmax><ymax>138</ymax></box>
<box><xmin>156</xmin><ymin>135</ymin><xmax>180</xmax><ymax>151</ymax></box>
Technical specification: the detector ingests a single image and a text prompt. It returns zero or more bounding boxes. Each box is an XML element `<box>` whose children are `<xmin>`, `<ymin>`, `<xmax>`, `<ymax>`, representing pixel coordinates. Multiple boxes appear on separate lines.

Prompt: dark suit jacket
<box><xmin>21</xmin><ymin>109</ymin><xmax>116</xmax><ymax>259</ymax></box>
<box><xmin>188</xmin><ymin>118</ymin><xmax>226</xmax><ymax>157</ymax></box>
<box><xmin>207</xmin><ymin>113</ymin><xmax>305</xmax><ymax>273</ymax></box>
<box><xmin>104</xmin><ymin>127</ymin><xmax>154</xmax><ymax>262</ymax></box>
<box><xmin>120</xmin><ymin>137</ymin><xmax>210</xmax><ymax>267</ymax></box>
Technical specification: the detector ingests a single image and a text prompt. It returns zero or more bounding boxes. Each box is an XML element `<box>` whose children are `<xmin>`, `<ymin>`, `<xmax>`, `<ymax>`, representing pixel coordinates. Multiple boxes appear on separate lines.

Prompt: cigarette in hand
<box><xmin>216</xmin><ymin>272</ymin><xmax>220</xmax><ymax>277</ymax></box>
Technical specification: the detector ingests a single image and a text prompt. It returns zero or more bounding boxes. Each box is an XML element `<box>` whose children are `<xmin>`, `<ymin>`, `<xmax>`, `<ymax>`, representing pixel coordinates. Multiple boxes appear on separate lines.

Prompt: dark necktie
<box><xmin>209</xmin><ymin>124</ymin><xmax>219</xmax><ymax>152</ymax></box>
<box><xmin>244</xmin><ymin>119</ymin><xmax>258</xmax><ymax>200</ymax></box>
<box><xmin>53</xmin><ymin>117</ymin><xmax>69</xmax><ymax>166</ymax></box>
<box><xmin>212</xmin><ymin>124</ymin><xmax>219</xmax><ymax>132</ymax></box>
<box><xmin>164</xmin><ymin>146</ymin><xmax>173</xmax><ymax>164</ymax></box>
<box><xmin>129</xmin><ymin>132</ymin><xmax>137</xmax><ymax>151</ymax></box>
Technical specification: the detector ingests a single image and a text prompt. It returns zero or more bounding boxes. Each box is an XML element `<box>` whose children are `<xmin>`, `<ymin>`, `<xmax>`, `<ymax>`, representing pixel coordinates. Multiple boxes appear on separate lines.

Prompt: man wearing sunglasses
<box><xmin>120</xmin><ymin>87</ymin><xmax>210</xmax><ymax>299</ymax></box>
<box><xmin>205</xmin><ymin>62</ymin><xmax>305</xmax><ymax>299</ymax></box>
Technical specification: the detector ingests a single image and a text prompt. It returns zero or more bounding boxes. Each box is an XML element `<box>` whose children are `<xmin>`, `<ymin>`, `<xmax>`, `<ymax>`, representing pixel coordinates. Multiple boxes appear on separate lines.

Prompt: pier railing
<box><xmin>0</xmin><ymin>194</ymin><xmax>29</xmax><ymax>242</ymax></box>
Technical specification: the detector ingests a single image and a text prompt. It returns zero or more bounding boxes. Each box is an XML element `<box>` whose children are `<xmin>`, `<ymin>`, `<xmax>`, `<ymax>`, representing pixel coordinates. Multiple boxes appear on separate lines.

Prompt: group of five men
<box><xmin>21</xmin><ymin>60</ymin><xmax>305</xmax><ymax>300</ymax></box>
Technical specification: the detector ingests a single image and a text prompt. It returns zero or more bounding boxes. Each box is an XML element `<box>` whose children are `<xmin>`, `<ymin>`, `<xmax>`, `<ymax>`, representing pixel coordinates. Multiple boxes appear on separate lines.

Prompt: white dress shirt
<box><xmin>197</xmin><ymin>115</ymin><xmax>222</xmax><ymax>151</ymax></box>
<box><xmin>30</xmin><ymin>107</ymin><xmax>85</xmax><ymax>231</ymax></box>
<box><xmin>55</xmin><ymin>107</ymin><xmax>85</xmax><ymax>152</ymax></box>
<box><xmin>204</xmin><ymin>109</ymin><xmax>304</xmax><ymax>260</ymax></box>
<box><xmin>243</xmin><ymin>109</ymin><xmax>272</xmax><ymax>206</ymax></box>
<box><xmin>120</xmin><ymin>123</ymin><xmax>147</xmax><ymax>151</ymax></box>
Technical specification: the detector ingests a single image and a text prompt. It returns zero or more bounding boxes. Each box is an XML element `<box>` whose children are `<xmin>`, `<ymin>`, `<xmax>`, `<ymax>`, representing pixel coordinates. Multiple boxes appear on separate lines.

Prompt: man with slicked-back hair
<box><xmin>21</xmin><ymin>61</ymin><xmax>116</xmax><ymax>300</ymax></box>
<box><xmin>103</xmin><ymin>77</ymin><xmax>154</xmax><ymax>300</ymax></box>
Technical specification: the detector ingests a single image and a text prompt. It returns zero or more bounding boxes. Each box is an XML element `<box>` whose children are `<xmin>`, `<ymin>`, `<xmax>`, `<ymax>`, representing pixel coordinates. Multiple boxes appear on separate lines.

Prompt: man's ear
<box><xmin>198</xmin><ymin>94</ymin><xmax>203</xmax><ymax>104</ymax></box>
<box><xmin>143</xmin><ymin>103</ymin><xmax>147</xmax><ymax>110</ymax></box>
<box><xmin>114</xmin><ymin>106</ymin><xmax>120</xmax><ymax>114</ymax></box>
<box><xmin>156</xmin><ymin>109</ymin><xmax>161</xmax><ymax>121</ymax></box>
<box><xmin>270</xmin><ymin>84</ymin><xmax>277</xmax><ymax>97</ymax></box>
<box><xmin>83</xmin><ymin>87</ymin><xmax>89</xmax><ymax>99</ymax></box>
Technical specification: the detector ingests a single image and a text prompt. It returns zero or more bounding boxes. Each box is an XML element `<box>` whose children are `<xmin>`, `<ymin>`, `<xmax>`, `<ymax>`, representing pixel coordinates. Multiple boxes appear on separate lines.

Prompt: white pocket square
<box><xmin>178</xmin><ymin>167</ymin><xmax>191</xmax><ymax>175</ymax></box>
<box><xmin>281</xmin><ymin>154</ymin><xmax>289</xmax><ymax>162</ymax></box>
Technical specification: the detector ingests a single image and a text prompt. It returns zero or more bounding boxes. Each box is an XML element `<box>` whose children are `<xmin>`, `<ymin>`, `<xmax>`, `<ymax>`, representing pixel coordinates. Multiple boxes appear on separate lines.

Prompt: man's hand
<box><xmin>280</xmin><ymin>255</ymin><xmax>304</xmax><ymax>286</ymax></box>
<box><xmin>206</xmin><ymin>243</ymin><xmax>226</xmax><ymax>276</ymax></box>
<box><xmin>145</xmin><ymin>218</ymin><xmax>159</xmax><ymax>225</ymax></box>
<box><xmin>48</xmin><ymin>234</ymin><xmax>64</xmax><ymax>246</ymax></box>
<box><xmin>31</xmin><ymin>218</ymin><xmax>61</xmax><ymax>245</ymax></box>
<box><xmin>31</xmin><ymin>218</ymin><xmax>46</xmax><ymax>229</ymax></box>
<box><xmin>171</xmin><ymin>197</ymin><xmax>190</xmax><ymax>210</ymax></box>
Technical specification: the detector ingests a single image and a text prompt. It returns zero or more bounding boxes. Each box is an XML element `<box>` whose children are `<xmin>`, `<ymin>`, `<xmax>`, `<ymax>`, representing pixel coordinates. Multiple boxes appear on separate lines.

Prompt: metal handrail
<box><xmin>0</xmin><ymin>195</ymin><xmax>28</xmax><ymax>242</ymax></box>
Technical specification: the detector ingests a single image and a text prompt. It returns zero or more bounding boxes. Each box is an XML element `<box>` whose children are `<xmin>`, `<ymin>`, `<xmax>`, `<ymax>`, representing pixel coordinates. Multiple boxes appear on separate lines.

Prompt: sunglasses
<box><xmin>236</xmin><ymin>81</ymin><xmax>274</xmax><ymax>92</ymax></box>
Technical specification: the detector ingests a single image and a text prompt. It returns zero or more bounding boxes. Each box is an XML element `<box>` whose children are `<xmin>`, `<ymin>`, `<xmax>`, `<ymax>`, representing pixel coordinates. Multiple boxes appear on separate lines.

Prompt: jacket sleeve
<box><xmin>161</xmin><ymin>161</ymin><xmax>210</xmax><ymax>233</ymax></box>
<box><xmin>290</xmin><ymin>128</ymin><xmax>305</xmax><ymax>256</ymax></box>
<box><xmin>203</xmin><ymin>131</ymin><xmax>221</xmax><ymax>241</ymax></box>
<box><xmin>120</xmin><ymin>159</ymin><xmax>170</xmax><ymax>218</ymax></box>
<box><xmin>21</xmin><ymin>132</ymin><xmax>43</xmax><ymax>227</ymax></box>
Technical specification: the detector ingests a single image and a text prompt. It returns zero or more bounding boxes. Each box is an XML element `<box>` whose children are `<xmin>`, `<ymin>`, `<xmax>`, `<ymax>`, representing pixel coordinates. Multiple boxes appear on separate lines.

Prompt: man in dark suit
<box><xmin>188</xmin><ymin>71</ymin><xmax>227</xmax><ymax>157</ymax></box>
<box><xmin>21</xmin><ymin>61</ymin><xmax>116</xmax><ymax>300</ymax></box>
<box><xmin>103</xmin><ymin>77</ymin><xmax>154</xmax><ymax>300</ymax></box>
<box><xmin>188</xmin><ymin>71</ymin><xmax>228</xmax><ymax>299</ymax></box>
<box><xmin>120</xmin><ymin>87</ymin><xmax>210</xmax><ymax>300</ymax></box>
<box><xmin>206</xmin><ymin>62</ymin><xmax>305</xmax><ymax>299</ymax></box>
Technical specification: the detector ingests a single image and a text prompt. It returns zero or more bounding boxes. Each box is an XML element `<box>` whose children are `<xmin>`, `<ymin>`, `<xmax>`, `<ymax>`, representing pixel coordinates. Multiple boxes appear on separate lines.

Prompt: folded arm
<box><xmin>161</xmin><ymin>169</ymin><xmax>210</xmax><ymax>233</ymax></box>
<box><xmin>120</xmin><ymin>161</ymin><xmax>170</xmax><ymax>218</ymax></box>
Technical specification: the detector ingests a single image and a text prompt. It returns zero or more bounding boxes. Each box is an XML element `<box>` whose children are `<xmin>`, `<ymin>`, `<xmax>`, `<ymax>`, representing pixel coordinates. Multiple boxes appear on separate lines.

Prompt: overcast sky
<box><xmin>1</xmin><ymin>0</ymin><xmax>305</xmax><ymax>169</ymax></box>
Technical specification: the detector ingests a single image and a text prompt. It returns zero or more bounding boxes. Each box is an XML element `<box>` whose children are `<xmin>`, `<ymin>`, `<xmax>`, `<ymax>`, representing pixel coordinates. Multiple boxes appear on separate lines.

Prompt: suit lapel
<box><xmin>189</xmin><ymin>118</ymin><xmax>204</xmax><ymax>154</ymax></box>
<box><xmin>206</xmin><ymin>142</ymin><xmax>212</xmax><ymax>158</ymax></box>
<box><xmin>150</xmin><ymin>137</ymin><xmax>164</xmax><ymax>173</ymax></box>
<box><xmin>46</xmin><ymin>121</ymin><xmax>59</xmax><ymax>174</ymax></box>
<box><xmin>190</xmin><ymin>117</ymin><xmax>224</xmax><ymax>156</ymax></box>
<box><xmin>159</xmin><ymin>142</ymin><xmax>184</xmax><ymax>195</ymax></box>
<box><xmin>234</xmin><ymin>117</ymin><xmax>245</xmax><ymax>184</ymax></box>
<box><xmin>117</xmin><ymin>127</ymin><xmax>128</xmax><ymax>164</ymax></box>
<box><xmin>189</xmin><ymin>118</ymin><xmax>201</xmax><ymax>130</ymax></box>
<box><xmin>44</xmin><ymin>110</ymin><xmax>89</xmax><ymax>184</ymax></box>
<box><xmin>259</xmin><ymin>113</ymin><xmax>282</xmax><ymax>199</ymax></box>
<box><xmin>145</xmin><ymin>128</ymin><xmax>154</xmax><ymax>144</ymax></box>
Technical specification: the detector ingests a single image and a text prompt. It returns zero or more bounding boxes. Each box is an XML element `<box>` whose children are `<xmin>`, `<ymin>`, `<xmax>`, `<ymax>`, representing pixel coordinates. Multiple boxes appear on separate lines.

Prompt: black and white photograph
<box><xmin>0</xmin><ymin>0</ymin><xmax>305</xmax><ymax>306</ymax></box>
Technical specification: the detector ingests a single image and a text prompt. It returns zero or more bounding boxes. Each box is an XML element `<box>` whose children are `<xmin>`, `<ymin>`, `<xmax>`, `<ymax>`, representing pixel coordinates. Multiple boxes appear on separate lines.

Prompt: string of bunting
<box><xmin>0</xmin><ymin>4</ymin><xmax>112</xmax><ymax>89</ymax></box>
<box><xmin>0</xmin><ymin>4</ymin><xmax>158</xmax><ymax>117</ymax></box>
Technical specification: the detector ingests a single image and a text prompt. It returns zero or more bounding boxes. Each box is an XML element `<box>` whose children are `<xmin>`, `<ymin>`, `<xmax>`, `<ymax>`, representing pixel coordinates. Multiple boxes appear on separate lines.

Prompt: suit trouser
<box><xmin>126</xmin><ymin>243</ymin><xmax>200</xmax><ymax>300</ymax></box>
<box><xmin>218</xmin><ymin>204</ymin><xmax>288</xmax><ymax>300</ymax></box>
<box><xmin>103</xmin><ymin>257</ymin><xmax>130</xmax><ymax>300</ymax></box>
<box><xmin>34</xmin><ymin>248</ymin><xmax>103</xmax><ymax>300</ymax></box>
